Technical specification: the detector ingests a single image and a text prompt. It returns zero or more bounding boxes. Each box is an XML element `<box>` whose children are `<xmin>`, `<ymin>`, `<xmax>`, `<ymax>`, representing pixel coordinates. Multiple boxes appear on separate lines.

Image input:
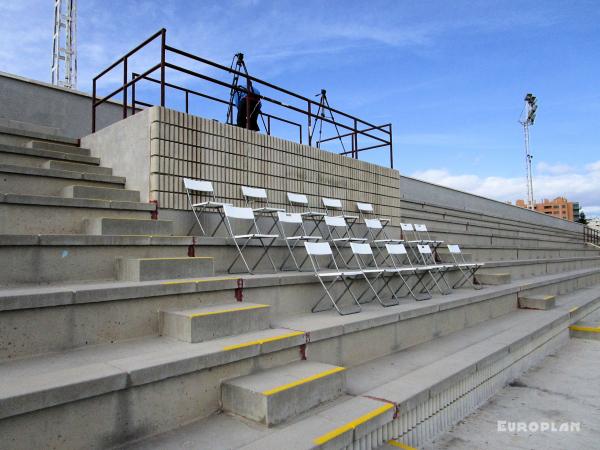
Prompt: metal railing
<box><xmin>92</xmin><ymin>28</ymin><xmax>394</xmax><ymax>167</ymax></box>
<box><xmin>584</xmin><ymin>226</ymin><xmax>600</xmax><ymax>246</ymax></box>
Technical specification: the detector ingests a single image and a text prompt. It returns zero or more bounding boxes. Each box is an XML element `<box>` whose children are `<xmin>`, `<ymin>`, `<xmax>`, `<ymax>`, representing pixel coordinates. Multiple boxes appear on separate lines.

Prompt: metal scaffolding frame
<box><xmin>52</xmin><ymin>0</ymin><xmax>78</xmax><ymax>89</ymax></box>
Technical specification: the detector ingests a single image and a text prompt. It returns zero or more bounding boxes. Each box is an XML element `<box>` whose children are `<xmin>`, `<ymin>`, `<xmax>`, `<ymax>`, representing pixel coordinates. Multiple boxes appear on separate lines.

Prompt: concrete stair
<box><xmin>222</xmin><ymin>361</ymin><xmax>346</xmax><ymax>426</ymax></box>
<box><xmin>62</xmin><ymin>184</ymin><xmax>140</xmax><ymax>202</ymax></box>
<box><xmin>475</xmin><ymin>272</ymin><xmax>511</xmax><ymax>285</ymax></box>
<box><xmin>518</xmin><ymin>294</ymin><xmax>556</xmax><ymax>310</ymax></box>
<box><xmin>84</xmin><ymin>217</ymin><xmax>174</xmax><ymax>235</ymax></box>
<box><xmin>117</xmin><ymin>256</ymin><xmax>214</xmax><ymax>281</ymax></box>
<box><xmin>160</xmin><ymin>302</ymin><xmax>270</xmax><ymax>343</ymax></box>
<box><xmin>26</xmin><ymin>139</ymin><xmax>91</xmax><ymax>156</ymax></box>
<box><xmin>43</xmin><ymin>159</ymin><xmax>112</xmax><ymax>175</ymax></box>
<box><xmin>0</xmin><ymin>142</ymin><xmax>101</xmax><ymax>167</ymax></box>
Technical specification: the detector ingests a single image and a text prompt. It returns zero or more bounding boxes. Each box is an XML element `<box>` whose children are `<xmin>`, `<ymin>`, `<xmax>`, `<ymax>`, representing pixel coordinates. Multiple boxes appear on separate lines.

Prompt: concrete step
<box><xmin>0</xmin><ymin>143</ymin><xmax>100</xmax><ymax>166</ymax></box>
<box><xmin>0</xmin><ymin>163</ymin><xmax>125</xmax><ymax>197</ymax></box>
<box><xmin>475</xmin><ymin>272</ymin><xmax>511</xmax><ymax>285</ymax></box>
<box><xmin>118</xmin><ymin>256</ymin><xmax>214</xmax><ymax>282</ymax></box>
<box><xmin>569</xmin><ymin>322</ymin><xmax>600</xmax><ymax>340</ymax></box>
<box><xmin>0</xmin><ymin>123</ymin><xmax>78</xmax><ymax>148</ymax></box>
<box><xmin>43</xmin><ymin>160</ymin><xmax>112</xmax><ymax>175</ymax></box>
<box><xmin>161</xmin><ymin>302</ymin><xmax>270</xmax><ymax>343</ymax></box>
<box><xmin>518</xmin><ymin>294</ymin><xmax>556</xmax><ymax>310</ymax></box>
<box><xmin>222</xmin><ymin>361</ymin><xmax>346</xmax><ymax>426</ymax></box>
<box><xmin>84</xmin><ymin>217</ymin><xmax>174</xmax><ymax>236</ymax></box>
<box><xmin>26</xmin><ymin>140</ymin><xmax>90</xmax><ymax>156</ymax></box>
<box><xmin>62</xmin><ymin>184</ymin><xmax>140</xmax><ymax>202</ymax></box>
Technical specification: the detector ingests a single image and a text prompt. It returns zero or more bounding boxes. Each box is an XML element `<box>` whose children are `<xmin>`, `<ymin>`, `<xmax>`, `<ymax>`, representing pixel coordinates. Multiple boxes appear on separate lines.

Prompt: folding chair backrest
<box><xmin>183</xmin><ymin>178</ymin><xmax>217</xmax><ymax>203</ymax></box>
<box><xmin>322</xmin><ymin>197</ymin><xmax>343</xmax><ymax>210</ymax></box>
<box><xmin>305</xmin><ymin>241</ymin><xmax>339</xmax><ymax>272</ymax></box>
<box><xmin>277</xmin><ymin>211</ymin><xmax>303</xmax><ymax>224</ymax></box>
<box><xmin>385</xmin><ymin>243</ymin><xmax>413</xmax><ymax>268</ymax></box>
<box><xmin>447</xmin><ymin>244</ymin><xmax>467</xmax><ymax>264</ymax></box>
<box><xmin>364</xmin><ymin>218</ymin><xmax>383</xmax><ymax>230</ymax></box>
<box><xmin>287</xmin><ymin>192</ymin><xmax>311</xmax><ymax>214</ymax></box>
<box><xmin>242</xmin><ymin>186</ymin><xmax>271</xmax><ymax>208</ymax></box>
<box><xmin>324</xmin><ymin>215</ymin><xmax>351</xmax><ymax>240</ymax></box>
<box><xmin>356</xmin><ymin>202</ymin><xmax>374</xmax><ymax>214</ymax></box>
<box><xmin>277</xmin><ymin>211</ymin><xmax>306</xmax><ymax>238</ymax></box>
<box><xmin>417</xmin><ymin>244</ymin><xmax>437</xmax><ymax>265</ymax></box>
<box><xmin>350</xmin><ymin>242</ymin><xmax>373</xmax><ymax>255</ymax></box>
<box><xmin>324</xmin><ymin>215</ymin><xmax>347</xmax><ymax>228</ymax></box>
<box><xmin>223</xmin><ymin>204</ymin><xmax>258</xmax><ymax>234</ymax></box>
<box><xmin>350</xmin><ymin>242</ymin><xmax>379</xmax><ymax>270</ymax></box>
<box><xmin>400</xmin><ymin>222</ymin><xmax>417</xmax><ymax>240</ymax></box>
<box><xmin>414</xmin><ymin>224</ymin><xmax>434</xmax><ymax>242</ymax></box>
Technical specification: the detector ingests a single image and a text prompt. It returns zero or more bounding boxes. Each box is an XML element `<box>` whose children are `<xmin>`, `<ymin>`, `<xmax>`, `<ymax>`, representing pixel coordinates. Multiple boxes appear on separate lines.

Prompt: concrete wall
<box><xmin>0</xmin><ymin>71</ymin><xmax>131</xmax><ymax>139</ymax></box>
<box><xmin>400</xmin><ymin>175</ymin><xmax>583</xmax><ymax>234</ymax></box>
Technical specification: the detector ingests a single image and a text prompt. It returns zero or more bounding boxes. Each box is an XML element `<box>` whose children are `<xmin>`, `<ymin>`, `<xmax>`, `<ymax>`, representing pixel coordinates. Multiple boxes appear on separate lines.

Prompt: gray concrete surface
<box><xmin>518</xmin><ymin>294</ymin><xmax>556</xmax><ymax>310</ymax></box>
<box><xmin>117</xmin><ymin>256</ymin><xmax>214</xmax><ymax>281</ymax></box>
<box><xmin>84</xmin><ymin>217</ymin><xmax>174</xmax><ymax>235</ymax></box>
<box><xmin>0</xmin><ymin>71</ymin><xmax>133</xmax><ymax>138</ymax></box>
<box><xmin>422</xmin><ymin>338</ymin><xmax>600</xmax><ymax>450</ymax></box>
<box><xmin>62</xmin><ymin>184</ymin><xmax>141</xmax><ymax>202</ymax></box>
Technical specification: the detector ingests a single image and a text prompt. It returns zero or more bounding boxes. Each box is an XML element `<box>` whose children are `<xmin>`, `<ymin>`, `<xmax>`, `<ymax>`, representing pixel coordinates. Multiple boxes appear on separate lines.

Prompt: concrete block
<box><xmin>518</xmin><ymin>294</ymin><xmax>556</xmax><ymax>310</ymax></box>
<box><xmin>117</xmin><ymin>256</ymin><xmax>214</xmax><ymax>281</ymax></box>
<box><xmin>569</xmin><ymin>322</ymin><xmax>600</xmax><ymax>340</ymax></box>
<box><xmin>160</xmin><ymin>302</ymin><xmax>270</xmax><ymax>343</ymax></box>
<box><xmin>84</xmin><ymin>217</ymin><xmax>173</xmax><ymax>235</ymax></box>
<box><xmin>43</xmin><ymin>160</ymin><xmax>112</xmax><ymax>175</ymax></box>
<box><xmin>475</xmin><ymin>272</ymin><xmax>511</xmax><ymax>285</ymax></box>
<box><xmin>27</xmin><ymin>140</ymin><xmax>90</xmax><ymax>156</ymax></box>
<box><xmin>62</xmin><ymin>184</ymin><xmax>140</xmax><ymax>202</ymax></box>
<box><xmin>221</xmin><ymin>361</ymin><xmax>346</xmax><ymax>426</ymax></box>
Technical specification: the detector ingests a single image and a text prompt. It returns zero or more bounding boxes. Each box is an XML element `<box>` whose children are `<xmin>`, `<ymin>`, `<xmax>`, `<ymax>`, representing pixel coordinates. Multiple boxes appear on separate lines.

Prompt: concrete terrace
<box><xmin>0</xmin><ymin>72</ymin><xmax>599</xmax><ymax>450</ymax></box>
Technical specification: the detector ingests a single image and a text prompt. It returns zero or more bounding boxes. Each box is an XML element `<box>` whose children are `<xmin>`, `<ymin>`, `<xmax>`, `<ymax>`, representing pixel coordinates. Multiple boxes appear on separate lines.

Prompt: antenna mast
<box><xmin>52</xmin><ymin>0</ymin><xmax>78</xmax><ymax>89</ymax></box>
<box><xmin>519</xmin><ymin>93</ymin><xmax>537</xmax><ymax>209</ymax></box>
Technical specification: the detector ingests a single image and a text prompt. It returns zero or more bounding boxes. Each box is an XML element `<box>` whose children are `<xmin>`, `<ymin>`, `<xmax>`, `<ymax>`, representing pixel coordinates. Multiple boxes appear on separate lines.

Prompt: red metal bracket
<box><xmin>235</xmin><ymin>278</ymin><xmax>244</xmax><ymax>302</ymax></box>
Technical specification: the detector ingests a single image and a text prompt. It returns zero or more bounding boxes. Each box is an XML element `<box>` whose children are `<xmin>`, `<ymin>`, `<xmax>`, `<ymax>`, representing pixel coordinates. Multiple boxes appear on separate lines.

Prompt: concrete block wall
<box><xmin>149</xmin><ymin>107</ymin><xmax>401</xmax><ymax>223</ymax></box>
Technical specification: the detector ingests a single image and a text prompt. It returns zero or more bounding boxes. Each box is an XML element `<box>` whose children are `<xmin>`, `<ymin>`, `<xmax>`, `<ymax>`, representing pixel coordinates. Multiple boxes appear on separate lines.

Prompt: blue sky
<box><xmin>1</xmin><ymin>0</ymin><xmax>599</xmax><ymax>215</ymax></box>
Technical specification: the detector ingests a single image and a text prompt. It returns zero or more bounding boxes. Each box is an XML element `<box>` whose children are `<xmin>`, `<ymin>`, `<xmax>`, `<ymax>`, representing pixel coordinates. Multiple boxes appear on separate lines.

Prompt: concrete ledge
<box><xmin>569</xmin><ymin>322</ymin><xmax>600</xmax><ymax>340</ymax></box>
<box><xmin>84</xmin><ymin>217</ymin><xmax>174</xmax><ymax>235</ymax></box>
<box><xmin>43</xmin><ymin>159</ymin><xmax>111</xmax><ymax>175</ymax></box>
<box><xmin>475</xmin><ymin>272</ymin><xmax>511</xmax><ymax>285</ymax></box>
<box><xmin>221</xmin><ymin>361</ymin><xmax>345</xmax><ymax>426</ymax></box>
<box><xmin>0</xmin><ymin>163</ymin><xmax>125</xmax><ymax>184</ymax></box>
<box><xmin>27</xmin><ymin>140</ymin><xmax>90</xmax><ymax>156</ymax></box>
<box><xmin>62</xmin><ymin>185</ymin><xmax>140</xmax><ymax>202</ymax></box>
<box><xmin>0</xmin><ymin>143</ymin><xmax>100</xmax><ymax>165</ymax></box>
<box><xmin>160</xmin><ymin>302</ymin><xmax>269</xmax><ymax>342</ymax></box>
<box><xmin>0</xmin><ymin>124</ymin><xmax>79</xmax><ymax>145</ymax></box>
<box><xmin>117</xmin><ymin>256</ymin><xmax>214</xmax><ymax>281</ymax></box>
<box><xmin>0</xmin><ymin>193</ymin><xmax>154</xmax><ymax>212</ymax></box>
<box><xmin>518</xmin><ymin>294</ymin><xmax>556</xmax><ymax>310</ymax></box>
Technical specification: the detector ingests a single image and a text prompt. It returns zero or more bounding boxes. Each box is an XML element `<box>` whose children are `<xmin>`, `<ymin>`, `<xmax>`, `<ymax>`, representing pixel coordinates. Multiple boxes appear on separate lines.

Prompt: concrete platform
<box><xmin>0</xmin><ymin>142</ymin><xmax>100</xmax><ymax>166</ymax></box>
<box><xmin>84</xmin><ymin>217</ymin><xmax>174</xmax><ymax>235</ymax></box>
<box><xmin>160</xmin><ymin>302</ymin><xmax>269</xmax><ymax>342</ymax></box>
<box><xmin>222</xmin><ymin>360</ymin><xmax>346</xmax><ymax>426</ymax></box>
<box><xmin>117</xmin><ymin>256</ymin><xmax>214</xmax><ymax>281</ymax></box>
<box><xmin>43</xmin><ymin>159</ymin><xmax>112</xmax><ymax>175</ymax></box>
<box><xmin>518</xmin><ymin>294</ymin><xmax>556</xmax><ymax>310</ymax></box>
<box><xmin>26</xmin><ymin>139</ymin><xmax>90</xmax><ymax>156</ymax></box>
<box><xmin>475</xmin><ymin>272</ymin><xmax>511</xmax><ymax>285</ymax></box>
<box><xmin>62</xmin><ymin>184</ymin><xmax>141</xmax><ymax>202</ymax></box>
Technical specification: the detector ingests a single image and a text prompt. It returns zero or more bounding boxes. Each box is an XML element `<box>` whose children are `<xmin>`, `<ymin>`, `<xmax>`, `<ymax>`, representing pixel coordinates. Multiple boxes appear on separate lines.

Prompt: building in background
<box><xmin>515</xmin><ymin>196</ymin><xmax>580</xmax><ymax>221</ymax></box>
<box><xmin>588</xmin><ymin>218</ymin><xmax>600</xmax><ymax>230</ymax></box>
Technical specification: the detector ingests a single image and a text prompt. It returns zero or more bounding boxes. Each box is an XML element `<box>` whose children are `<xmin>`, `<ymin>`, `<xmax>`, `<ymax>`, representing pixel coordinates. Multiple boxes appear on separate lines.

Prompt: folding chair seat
<box><xmin>415</xmin><ymin>244</ymin><xmax>453</xmax><ymax>295</ymax></box>
<box><xmin>287</xmin><ymin>192</ymin><xmax>326</xmax><ymax>236</ymax></box>
<box><xmin>305</xmin><ymin>241</ymin><xmax>362</xmax><ymax>315</ymax></box>
<box><xmin>322</xmin><ymin>197</ymin><xmax>359</xmax><ymax>229</ymax></box>
<box><xmin>446</xmin><ymin>244</ymin><xmax>484</xmax><ymax>289</ymax></box>
<box><xmin>349</xmin><ymin>242</ymin><xmax>398</xmax><ymax>307</ymax></box>
<box><xmin>383</xmin><ymin>243</ymin><xmax>432</xmax><ymax>301</ymax></box>
<box><xmin>324</xmin><ymin>215</ymin><xmax>367</xmax><ymax>267</ymax></box>
<box><xmin>183</xmin><ymin>178</ymin><xmax>231</xmax><ymax>236</ymax></box>
<box><xmin>222</xmin><ymin>204</ymin><xmax>279</xmax><ymax>274</ymax></box>
<box><xmin>277</xmin><ymin>211</ymin><xmax>321</xmax><ymax>271</ymax></box>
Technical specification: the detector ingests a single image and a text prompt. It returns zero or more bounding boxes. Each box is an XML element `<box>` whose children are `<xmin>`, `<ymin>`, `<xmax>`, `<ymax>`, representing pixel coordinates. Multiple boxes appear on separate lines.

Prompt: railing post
<box><xmin>299</xmin><ymin>125</ymin><xmax>303</xmax><ymax>144</ymax></box>
<box><xmin>353</xmin><ymin>119</ymin><xmax>358</xmax><ymax>159</ymax></box>
<box><xmin>92</xmin><ymin>79</ymin><xmax>96</xmax><ymax>133</ymax></box>
<box><xmin>389</xmin><ymin>123</ymin><xmax>394</xmax><ymax>169</ymax></box>
<box><xmin>307</xmin><ymin>101</ymin><xmax>312</xmax><ymax>147</ymax></box>
<box><xmin>131</xmin><ymin>73</ymin><xmax>136</xmax><ymax>115</ymax></box>
<box><xmin>160</xmin><ymin>29</ymin><xmax>166</xmax><ymax>107</ymax></box>
<box><xmin>123</xmin><ymin>57</ymin><xmax>128</xmax><ymax>119</ymax></box>
<box><xmin>185</xmin><ymin>91</ymin><xmax>189</xmax><ymax>114</ymax></box>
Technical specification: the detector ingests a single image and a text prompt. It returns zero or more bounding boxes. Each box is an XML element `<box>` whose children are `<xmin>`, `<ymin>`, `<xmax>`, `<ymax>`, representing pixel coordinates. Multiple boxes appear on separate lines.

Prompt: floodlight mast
<box><xmin>519</xmin><ymin>93</ymin><xmax>537</xmax><ymax>209</ymax></box>
<box><xmin>52</xmin><ymin>0</ymin><xmax>77</xmax><ymax>89</ymax></box>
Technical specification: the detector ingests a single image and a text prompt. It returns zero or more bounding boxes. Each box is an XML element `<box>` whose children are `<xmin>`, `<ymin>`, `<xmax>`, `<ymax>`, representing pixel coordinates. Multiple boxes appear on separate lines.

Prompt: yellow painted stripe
<box><xmin>140</xmin><ymin>256</ymin><xmax>213</xmax><ymax>261</ymax></box>
<box><xmin>570</xmin><ymin>325</ymin><xmax>600</xmax><ymax>333</ymax></box>
<box><xmin>262</xmin><ymin>367</ymin><xmax>345</xmax><ymax>396</ymax></box>
<box><xmin>223</xmin><ymin>331</ymin><xmax>305</xmax><ymax>351</ymax></box>
<box><xmin>189</xmin><ymin>304</ymin><xmax>269</xmax><ymax>318</ymax></box>
<box><xmin>569</xmin><ymin>306</ymin><xmax>579</xmax><ymax>313</ymax></box>
<box><xmin>161</xmin><ymin>276</ymin><xmax>238</xmax><ymax>285</ymax></box>
<box><xmin>313</xmin><ymin>403</ymin><xmax>394</xmax><ymax>445</ymax></box>
<box><xmin>387</xmin><ymin>440</ymin><xmax>418</xmax><ymax>450</ymax></box>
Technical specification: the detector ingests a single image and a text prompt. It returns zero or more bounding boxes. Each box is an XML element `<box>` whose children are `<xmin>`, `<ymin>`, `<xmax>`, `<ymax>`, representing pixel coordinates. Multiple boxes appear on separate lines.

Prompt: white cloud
<box><xmin>411</xmin><ymin>160</ymin><xmax>600</xmax><ymax>214</ymax></box>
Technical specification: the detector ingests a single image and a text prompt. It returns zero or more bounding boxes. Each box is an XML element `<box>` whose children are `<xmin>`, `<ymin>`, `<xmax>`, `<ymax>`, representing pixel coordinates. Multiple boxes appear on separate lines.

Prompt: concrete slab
<box><xmin>84</xmin><ymin>217</ymin><xmax>174</xmax><ymax>235</ymax></box>
<box><xmin>569</xmin><ymin>321</ymin><xmax>600</xmax><ymax>340</ymax></box>
<box><xmin>27</xmin><ymin>139</ymin><xmax>90</xmax><ymax>156</ymax></box>
<box><xmin>62</xmin><ymin>184</ymin><xmax>140</xmax><ymax>202</ymax></box>
<box><xmin>160</xmin><ymin>302</ymin><xmax>270</xmax><ymax>343</ymax></box>
<box><xmin>221</xmin><ymin>360</ymin><xmax>346</xmax><ymax>426</ymax></box>
<box><xmin>475</xmin><ymin>272</ymin><xmax>511</xmax><ymax>285</ymax></box>
<box><xmin>0</xmin><ymin>142</ymin><xmax>100</xmax><ymax>165</ymax></box>
<box><xmin>519</xmin><ymin>294</ymin><xmax>556</xmax><ymax>310</ymax></box>
<box><xmin>43</xmin><ymin>159</ymin><xmax>111</xmax><ymax>175</ymax></box>
<box><xmin>117</xmin><ymin>256</ymin><xmax>214</xmax><ymax>281</ymax></box>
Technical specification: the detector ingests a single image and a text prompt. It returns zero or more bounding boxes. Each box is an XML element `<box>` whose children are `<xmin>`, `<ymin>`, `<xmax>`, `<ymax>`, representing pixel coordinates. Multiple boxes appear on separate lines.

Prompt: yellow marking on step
<box><xmin>189</xmin><ymin>304</ymin><xmax>269</xmax><ymax>318</ymax></box>
<box><xmin>570</xmin><ymin>325</ymin><xmax>600</xmax><ymax>333</ymax></box>
<box><xmin>223</xmin><ymin>331</ymin><xmax>305</xmax><ymax>351</ymax></box>
<box><xmin>313</xmin><ymin>403</ymin><xmax>394</xmax><ymax>445</ymax></box>
<box><xmin>387</xmin><ymin>440</ymin><xmax>418</xmax><ymax>450</ymax></box>
<box><xmin>141</xmin><ymin>256</ymin><xmax>213</xmax><ymax>261</ymax></box>
<box><xmin>261</xmin><ymin>367</ymin><xmax>345</xmax><ymax>396</ymax></box>
<box><xmin>569</xmin><ymin>306</ymin><xmax>579</xmax><ymax>313</ymax></box>
<box><xmin>161</xmin><ymin>277</ymin><xmax>238</xmax><ymax>285</ymax></box>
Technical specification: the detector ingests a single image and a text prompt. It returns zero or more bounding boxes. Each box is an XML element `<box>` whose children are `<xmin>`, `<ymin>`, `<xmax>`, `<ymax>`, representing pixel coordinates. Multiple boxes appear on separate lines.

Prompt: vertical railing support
<box><xmin>92</xmin><ymin>78</ymin><xmax>96</xmax><ymax>133</ymax></box>
<box><xmin>389</xmin><ymin>124</ymin><xmax>394</xmax><ymax>169</ymax></box>
<box><xmin>123</xmin><ymin>57</ymin><xmax>128</xmax><ymax>119</ymax></box>
<box><xmin>185</xmin><ymin>91</ymin><xmax>189</xmax><ymax>113</ymax></box>
<box><xmin>307</xmin><ymin>101</ymin><xmax>312</xmax><ymax>147</ymax></box>
<box><xmin>131</xmin><ymin>73</ymin><xmax>136</xmax><ymax>115</ymax></box>
<box><xmin>160</xmin><ymin>29</ymin><xmax>166</xmax><ymax>107</ymax></box>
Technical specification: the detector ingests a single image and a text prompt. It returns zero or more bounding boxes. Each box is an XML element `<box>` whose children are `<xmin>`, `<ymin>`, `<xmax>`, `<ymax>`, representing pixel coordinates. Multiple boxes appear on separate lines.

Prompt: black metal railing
<box><xmin>92</xmin><ymin>28</ymin><xmax>394</xmax><ymax>167</ymax></box>
<box><xmin>584</xmin><ymin>226</ymin><xmax>600</xmax><ymax>246</ymax></box>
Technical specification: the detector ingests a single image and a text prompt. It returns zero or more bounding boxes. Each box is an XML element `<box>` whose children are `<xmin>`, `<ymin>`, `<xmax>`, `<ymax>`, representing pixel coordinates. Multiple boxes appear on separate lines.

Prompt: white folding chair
<box><xmin>363</xmin><ymin>218</ymin><xmax>404</xmax><ymax>264</ymax></box>
<box><xmin>356</xmin><ymin>202</ymin><xmax>390</xmax><ymax>228</ymax></box>
<box><xmin>349</xmin><ymin>242</ymin><xmax>399</xmax><ymax>307</ymax></box>
<box><xmin>305</xmin><ymin>242</ymin><xmax>362</xmax><ymax>315</ymax></box>
<box><xmin>287</xmin><ymin>192</ymin><xmax>326</xmax><ymax>236</ymax></box>
<box><xmin>183</xmin><ymin>178</ymin><xmax>231</xmax><ymax>236</ymax></box>
<box><xmin>414</xmin><ymin>224</ymin><xmax>444</xmax><ymax>249</ymax></box>
<box><xmin>447</xmin><ymin>244</ymin><xmax>484</xmax><ymax>289</ymax></box>
<box><xmin>223</xmin><ymin>205</ymin><xmax>279</xmax><ymax>274</ymax></box>
<box><xmin>241</xmin><ymin>186</ymin><xmax>285</xmax><ymax>234</ymax></box>
<box><xmin>322</xmin><ymin>197</ymin><xmax>359</xmax><ymax>229</ymax></box>
<box><xmin>324</xmin><ymin>215</ymin><xmax>367</xmax><ymax>267</ymax></box>
<box><xmin>277</xmin><ymin>211</ymin><xmax>321</xmax><ymax>271</ymax></box>
<box><xmin>384</xmin><ymin>243</ymin><xmax>432</xmax><ymax>301</ymax></box>
<box><xmin>416</xmin><ymin>244</ymin><xmax>453</xmax><ymax>295</ymax></box>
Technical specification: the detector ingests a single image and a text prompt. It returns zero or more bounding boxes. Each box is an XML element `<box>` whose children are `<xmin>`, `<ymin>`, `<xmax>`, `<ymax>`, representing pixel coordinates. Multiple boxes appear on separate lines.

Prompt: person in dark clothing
<box><xmin>234</xmin><ymin>84</ymin><xmax>261</xmax><ymax>131</ymax></box>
